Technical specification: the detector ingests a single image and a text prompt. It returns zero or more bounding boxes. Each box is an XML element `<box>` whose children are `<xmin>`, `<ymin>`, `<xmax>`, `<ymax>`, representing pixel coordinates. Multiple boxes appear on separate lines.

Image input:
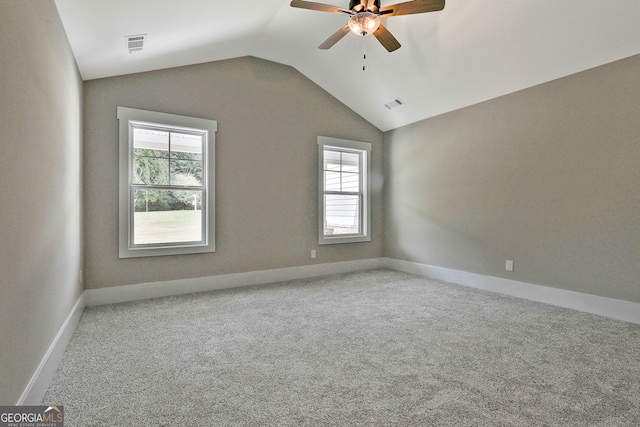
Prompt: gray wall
<box><xmin>0</xmin><ymin>1</ymin><xmax>83</xmax><ymax>404</ymax></box>
<box><xmin>385</xmin><ymin>54</ymin><xmax>640</xmax><ymax>303</ymax></box>
<box><xmin>83</xmin><ymin>57</ymin><xmax>384</xmax><ymax>290</ymax></box>
<box><xmin>3</xmin><ymin>2</ymin><xmax>637</xmax><ymax>404</ymax></box>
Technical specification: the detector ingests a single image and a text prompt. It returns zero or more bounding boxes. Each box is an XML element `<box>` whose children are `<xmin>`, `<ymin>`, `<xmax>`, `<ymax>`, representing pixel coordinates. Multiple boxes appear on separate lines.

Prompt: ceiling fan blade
<box><xmin>379</xmin><ymin>0</ymin><xmax>445</xmax><ymax>16</ymax></box>
<box><xmin>290</xmin><ymin>0</ymin><xmax>352</xmax><ymax>15</ymax></box>
<box><xmin>373</xmin><ymin>24</ymin><xmax>401</xmax><ymax>52</ymax></box>
<box><xmin>319</xmin><ymin>25</ymin><xmax>351</xmax><ymax>50</ymax></box>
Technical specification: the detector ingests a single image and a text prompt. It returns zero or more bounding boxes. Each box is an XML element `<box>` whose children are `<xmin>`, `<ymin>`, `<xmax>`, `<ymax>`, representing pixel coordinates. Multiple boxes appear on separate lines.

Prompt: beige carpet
<box><xmin>43</xmin><ymin>269</ymin><xmax>640</xmax><ymax>426</ymax></box>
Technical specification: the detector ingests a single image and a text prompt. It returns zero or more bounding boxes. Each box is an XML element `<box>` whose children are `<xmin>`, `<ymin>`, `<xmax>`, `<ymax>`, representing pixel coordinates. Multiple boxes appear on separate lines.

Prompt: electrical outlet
<box><xmin>311</xmin><ymin>250</ymin><xmax>317</xmax><ymax>259</ymax></box>
<box><xmin>506</xmin><ymin>260</ymin><xmax>514</xmax><ymax>272</ymax></box>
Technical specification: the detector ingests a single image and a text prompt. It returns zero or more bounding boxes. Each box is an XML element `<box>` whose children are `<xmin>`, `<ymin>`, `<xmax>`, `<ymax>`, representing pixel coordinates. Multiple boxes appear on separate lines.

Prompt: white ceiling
<box><xmin>54</xmin><ymin>0</ymin><xmax>640</xmax><ymax>131</ymax></box>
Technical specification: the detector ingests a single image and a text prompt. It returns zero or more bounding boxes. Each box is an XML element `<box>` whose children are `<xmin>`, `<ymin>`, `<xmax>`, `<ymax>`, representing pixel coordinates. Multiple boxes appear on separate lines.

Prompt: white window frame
<box><xmin>117</xmin><ymin>107</ymin><xmax>216</xmax><ymax>258</ymax></box>
<box><xmin>318</xmin><ymin>136</ymin><xmax>371</xmax><ymax>245</ymax></box>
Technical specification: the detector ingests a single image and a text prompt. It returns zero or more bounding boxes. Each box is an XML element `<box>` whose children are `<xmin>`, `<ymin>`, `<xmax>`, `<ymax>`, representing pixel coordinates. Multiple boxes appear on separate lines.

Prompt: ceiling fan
<box><xmin>290</xmin><ymin>0</ymin><xmax>445</xmax><ymax>52</ymax></box>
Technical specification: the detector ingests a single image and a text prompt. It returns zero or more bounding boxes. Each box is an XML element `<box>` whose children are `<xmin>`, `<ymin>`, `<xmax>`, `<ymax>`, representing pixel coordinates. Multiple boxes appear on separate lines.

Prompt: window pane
<box><xmin>324</xmin><ymin>149</ymin><xmax>341</xmax><ymax>171</ymax></box>
<box><xmin>341</xmin><ymin>172</ymin><xmax>360</xmax><ymax>192</ymax></box>
<box><xmin>324</xmin><ymin>194</ymin><xmax>360</xmax><ymax>235</ymax></box>
<box><xmin>133</xmin><ymin>127</ymin><xmax>170</xmax><ymax>185</ymax></box>
<box><xmin>134</xmin><ymin>128</ymin><xmax>169</xmax><ymax>154</ymax></box>
<box><xmin>171</xmin><ymin>150</ymin><xmax>202</xmax><ymax>161</ymax></box>
<box><xmin>133</xmin><ymin>189</ymin><xmax>203</xmax><ymax>245</ymax></box>
<box><xmin>325</xmin><ymin>171</ymin><xmax>341</xmax><ymax>191</ymax></box>
<box><xmin>171</xmin><ymin>132</ymin><xmax>203</xmax><ymax>160</ymax></box>
<box><xmin>133</xmin><ymin>157</ymin><xmax>169</xmax><ymax>185</ymax></box>
<box><xmin>341</xmin><ymin>152</ymin><xmax>360</xmax><ymax>173</ymax></box>
<box><xmin>133</xmin><ymin>147</ymin><xmax>169</xmax><ymax>158</ymax></box>
<box><xmin>171</xmin><ymin>160</ymin><xmax>203</xmax><ymax>185</ymax></box>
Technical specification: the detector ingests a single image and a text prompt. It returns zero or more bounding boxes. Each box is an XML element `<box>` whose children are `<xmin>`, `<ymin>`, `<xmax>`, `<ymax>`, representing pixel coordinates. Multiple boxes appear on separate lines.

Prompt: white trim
<box><xmin>318</xmin><ymin>136</ymin><xmax>371</xmax><ymax>152</ymax></box>
<box><xmin>84</xmin><ymin>257</ymin><xmax>640</xmax><ymax>323</ymax></box>
<box><xmin>318</xmin><ymin>136</ymin><xmax>372</xmax><ymax>245</ymax></box>
<box><xmin>383</xmin><ymin>258</ymin><xmax>640</xmax><ymax>325</ymax></box>
<box><xmin>85</xmin><ymin>258</ymin><xmax>386</xmax><ymax>306</ymax></box>
<box><xmin>117</xmin><ymin>106</ymin><xmax>217</xmax><ymax>258</ymax></box>
<box><xmin>20</xmin><ymin>258</ymin><xmax>640</xmax><ymax>404</ymax></box>
<box><xmin>17</xmin><ymin>293</ymin><xmax>86</xmax><ymax>405</ymax></box>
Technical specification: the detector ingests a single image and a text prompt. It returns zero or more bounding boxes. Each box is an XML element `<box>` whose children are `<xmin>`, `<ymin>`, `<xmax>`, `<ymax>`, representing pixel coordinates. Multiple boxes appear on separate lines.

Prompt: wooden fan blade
<box><xmin>379</xmin><ymin>0</ymin><xmax>445</xmax><ymax>16</ymax></box>
<box><xmin>373</xmin><ymin>24</ymin><xmax>401</xmax><ymax>52</ymax></box>
<box><xmin>319</xmin><ymin>25</ymin><xmax>351</xmax><ymax>50</ymax></box>
<box><xmin>365</xmin><ymin>0</ymin><xmax>375</xmax><ymax>11</ymax></box>
<box><xmin>290</xmin><ymin>0</ymin><xmax>352</xmax><ymax>15</ymax></box>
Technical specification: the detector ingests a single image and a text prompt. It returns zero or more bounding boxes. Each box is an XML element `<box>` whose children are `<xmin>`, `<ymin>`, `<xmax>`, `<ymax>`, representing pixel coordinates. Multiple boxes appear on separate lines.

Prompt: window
<box><xmin>117</xmin><ymin>107</ymin><xmax>216</xmax><ymax>258</ymax></box>
<box><xmin>318</xmin><ymin>136</ymin><xmax>371</xmax><ymax>245</ymax></box>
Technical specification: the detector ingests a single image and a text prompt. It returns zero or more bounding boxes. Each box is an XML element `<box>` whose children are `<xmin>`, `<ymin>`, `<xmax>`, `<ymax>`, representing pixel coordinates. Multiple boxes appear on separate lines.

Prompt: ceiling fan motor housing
<box><xmin>349</xmin><ymin>0</ymin><xmax>381</xmax><ymax>12</ymax></box>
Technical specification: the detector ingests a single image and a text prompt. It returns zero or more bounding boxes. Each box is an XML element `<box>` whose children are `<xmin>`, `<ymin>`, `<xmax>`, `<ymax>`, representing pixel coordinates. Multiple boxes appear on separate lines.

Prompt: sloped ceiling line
<box><xmin>54</xmin><ymin>0</ymin><xmax>640</xmax><ymax>131</ymax></box>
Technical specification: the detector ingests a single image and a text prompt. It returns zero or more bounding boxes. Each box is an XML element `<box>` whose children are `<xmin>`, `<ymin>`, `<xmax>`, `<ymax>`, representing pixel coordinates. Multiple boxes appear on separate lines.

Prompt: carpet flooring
<box><xmin>43</xmin><ymin>269</ymin><xmax>640</xmax><ymax>426</ymax></box>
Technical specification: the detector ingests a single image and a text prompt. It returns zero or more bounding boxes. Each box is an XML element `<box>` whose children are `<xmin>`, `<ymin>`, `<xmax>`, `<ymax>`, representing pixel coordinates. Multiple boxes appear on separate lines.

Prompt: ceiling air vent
<box><xmin>126</xmin><ymin>34</ymin><xmax>146</xmax><ymax>54</ymax></box>
<box><xmin>384</xmin><ymin>98</ymin><xmax>405</xmax><ymax>110</ymax></box>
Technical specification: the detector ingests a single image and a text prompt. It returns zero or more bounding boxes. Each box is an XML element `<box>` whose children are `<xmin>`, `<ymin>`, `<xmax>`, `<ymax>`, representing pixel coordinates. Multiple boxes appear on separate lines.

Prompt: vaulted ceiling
<box><xmin>54</xmin><ymin>0</ymin><xmax>640</xmax><ymax>131</ymax></box>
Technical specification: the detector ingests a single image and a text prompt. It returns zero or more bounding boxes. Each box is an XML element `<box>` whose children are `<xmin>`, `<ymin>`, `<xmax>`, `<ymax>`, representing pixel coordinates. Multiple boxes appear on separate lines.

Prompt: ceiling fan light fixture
<box><xmin>348</xmin><ymin>12</ymin><xmax>380</xmax><ymax>36</ymax></box>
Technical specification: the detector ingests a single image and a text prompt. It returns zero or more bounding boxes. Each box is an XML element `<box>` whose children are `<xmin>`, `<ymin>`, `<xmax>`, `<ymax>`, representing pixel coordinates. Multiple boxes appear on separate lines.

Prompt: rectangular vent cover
<box><xmin>126</xmin><ymin>34</ymin><xmax>146</xmax><ymax>53</ymax></box>
<box><xmin>384</xmin><ymin>98</ymin><xmax>406</xmax><ymax>110</ymax></box>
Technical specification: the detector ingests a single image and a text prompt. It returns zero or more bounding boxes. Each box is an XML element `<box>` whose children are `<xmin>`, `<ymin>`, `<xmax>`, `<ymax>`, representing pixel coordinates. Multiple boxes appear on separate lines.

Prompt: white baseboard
<box><xmin>383</xmin><ymin>258</ymin><xmax>640</xmax><ymax>325</ymax></box>
<box><xmin>19</xmin><ymin>257</ymin><xmax>640</xmax><ymax>404</ymax></box>
<box><xmin>85</xmin><ymin>256</ymin><xmax>640</xmax><ymax>322</ymax></box>
<box><xmin>85</xmin><ymin>258</ymin><xmax>386</xmax><ymax>306</ymax></box>
<box><xmin>18</xmin><ymin>259</ymin><xmax>384</xmax><ymax>405</ymax></box>
<box><xmin>17</xmin><ymin>293</ymin><xmax>86</xmax><ymax>405</ymax></box>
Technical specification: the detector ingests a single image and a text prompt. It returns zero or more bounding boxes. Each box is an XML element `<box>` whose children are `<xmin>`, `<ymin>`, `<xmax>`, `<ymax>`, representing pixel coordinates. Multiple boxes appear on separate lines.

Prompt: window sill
<box><xmin>318</xmin><ymin>235</ymin><xmax>371</xmax><ymax>245</ymax></box>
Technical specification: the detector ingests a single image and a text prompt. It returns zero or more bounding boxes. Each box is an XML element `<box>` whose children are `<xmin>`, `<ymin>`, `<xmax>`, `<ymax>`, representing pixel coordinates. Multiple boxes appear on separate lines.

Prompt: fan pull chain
<box><xmin>362</xmin><ymin>38</ymin><xmax>367</xmax><ymax>71</ymax></box>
